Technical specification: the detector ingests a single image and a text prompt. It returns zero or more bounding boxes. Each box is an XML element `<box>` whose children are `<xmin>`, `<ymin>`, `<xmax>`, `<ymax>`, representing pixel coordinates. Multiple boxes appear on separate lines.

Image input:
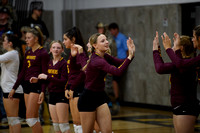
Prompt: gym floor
<box><xmin>0</xmin><ymin>106</ymin><xmax>200</xmax><ymax>133</ymax></box>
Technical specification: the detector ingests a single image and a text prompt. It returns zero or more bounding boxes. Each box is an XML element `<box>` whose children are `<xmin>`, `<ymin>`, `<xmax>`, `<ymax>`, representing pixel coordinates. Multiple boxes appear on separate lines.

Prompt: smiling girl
<box><xmin>30</xmin><ymin>40</ymin><xmax>70</xmax><ymax>133</ymax></box>
<box><xmin>78</xmin><ymin>33</ymin><xmax>135</xmax><ymax>133</ymax></box>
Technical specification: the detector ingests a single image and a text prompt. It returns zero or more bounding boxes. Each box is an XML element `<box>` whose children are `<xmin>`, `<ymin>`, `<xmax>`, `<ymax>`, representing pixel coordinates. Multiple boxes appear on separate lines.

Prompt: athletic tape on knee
<box><xmin>59</xmin><ymin>123</ymin><xmax>70</xmax><ymax>133</ymax></box>
<box><xmin>53</xmin><ymin>123</ymin><xmax>60</xmax><ymax>132</ymax></box>
<box><xmin>7</xmin><ymin>117</ymin><xmax>20</xmax><ymax>126</ymax></box>
<box><xmin>26</xmin><ymin>118</ymin><xmax>39</xmax><ymax>127</ymax></box>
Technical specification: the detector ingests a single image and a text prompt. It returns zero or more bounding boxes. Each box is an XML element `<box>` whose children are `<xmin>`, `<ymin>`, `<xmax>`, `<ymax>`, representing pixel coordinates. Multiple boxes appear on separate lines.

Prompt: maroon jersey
<box><xmin>166</xmin><ymin>48</ymin><xmax>200</xmax><ymax>68</ymax></box>
<box><xmin>66</xmin><ymin>52</ymin><xmax>88</xmax><ymax>90</ymax></box>
<box><xmin>47</xmin><ymin>57</ymin><xmax>68</xmax><ymax>92</ymax></box>
<box><xmin>85</xmin><ymin>52</ymin><xmax>132</xmax><ymax>92</ymax></box>
<box><xmin>13</xmin><ymin>47</ymin><xmax>50</xmax><ymax>92</ymax></box>
<box><xmin>153</xmin><ymin>50</ymin><xmax>198</xmax><ymax>107</ymax></box>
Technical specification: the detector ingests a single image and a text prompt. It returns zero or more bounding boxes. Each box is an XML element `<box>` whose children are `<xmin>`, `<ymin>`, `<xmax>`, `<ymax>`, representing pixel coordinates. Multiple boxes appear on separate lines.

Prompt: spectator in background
<box><xmin>108</xmin><ymin>22</ymin><xmax>128</xmax><ymax>112</ymax></box>
<box><xmin>96</xmin><ymin>22</ymin><xmax>117</xmax><ymax>57</ymax></box>
<box><xmin>0</xmin><ymin>7</ymin><xmax>17</xmax><ymax>37</ymax></box>
<box><xmin>108</xmin><ymin>23</ymin><xmax>128</xmax><ymax>59</ymax></box>
<box><xmin>21</xmin><ymin>1</ymin><xmax>49</xmax><ymax>40</ymax></box>
<box><xmin>0</xmin><ymin>0</ymin><xmax>17</xmax><ymax>22</ymax></box>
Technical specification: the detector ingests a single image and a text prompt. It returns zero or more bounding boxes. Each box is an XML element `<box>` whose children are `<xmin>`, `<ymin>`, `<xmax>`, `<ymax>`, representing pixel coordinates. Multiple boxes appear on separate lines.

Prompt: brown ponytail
<box><xmin>179</xmin><ymin>35</ymin><xmax>194</xmax><ymax>58</ymax></box>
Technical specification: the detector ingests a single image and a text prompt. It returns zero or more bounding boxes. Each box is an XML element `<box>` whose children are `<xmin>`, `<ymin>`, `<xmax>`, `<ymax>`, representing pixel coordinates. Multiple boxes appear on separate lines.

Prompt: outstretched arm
<box><xmin>153</xmin><ymin>31</ymin><xmax>175</xmax><ymax>74</ymax></box>
<box><xmin>104</xmin><ymin>37</ymin><xmax>135</xmax><ymax>67</ymax></box>
<box><xmin>162</xmin><ymin>32</ymin><xmax>200</xmax><ymax>68</ymax></box>
<box><xmin>96</xmin><ymin>37</ymin><xmax>135</xmax><ymax>76</ymax></box>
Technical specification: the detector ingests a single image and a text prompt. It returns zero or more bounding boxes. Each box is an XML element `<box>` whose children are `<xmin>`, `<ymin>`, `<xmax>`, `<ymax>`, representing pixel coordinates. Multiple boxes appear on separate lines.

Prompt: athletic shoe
<box><xmin>1</xmin><ymin>118</ymin><xmax>8</xmax><ymax>124</ymax></box>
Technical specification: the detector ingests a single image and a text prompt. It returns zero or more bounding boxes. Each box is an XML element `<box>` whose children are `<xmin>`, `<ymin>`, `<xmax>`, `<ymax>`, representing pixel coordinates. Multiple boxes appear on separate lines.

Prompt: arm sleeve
<box><xmin>166</xmin><ymin>48</ymin><xmax>200</xmax><ymax>68</ymax></box>
<box><xmin>70</xmin><ymin>53</ymin><xmax>87</xmax><ymax>90</ymax></box>
<box><xmin>153</xmin><ymin>50</ymin><xmax>176</xmax><ymax>74</ymax></box>
<box><xmin>41</xmin><ymin>52</ymin><xmax>50</xmax><ymax>92</ymax></box>
<box><xmin>70</xmin><ymin>71</ymin><xmax>85</xmax><ymax>91</ymax></box>
<box><xmin>95</xmin><ymin>57</ymin><xmax>132</xmax><ymax>76</ymax></box>
<box><xmin>175</xmin><ymin>49</ymin><xmax>182</xmax><ymax>58</ymax></box>
<box><xmin>76</xmin><ymin>53</ymin><xmax>88</xmax><ymax>67</ymax></box>
<box><xmin>0</xmin><ymin>52</ymin><xmax>13</xmax><ymax>63</ymax></box>
<box><xmin>12</xmin><ymin>55</ymin><xmax>27</xmax><ymax>90</ymax></box>
<box><xmin>47</xmin><ymin>63</ymin><xmax>68</xmax><ymax>87</ymax></box>
<box><xmin>104</xmin><ymin>53</ymin><xmax>125</xmax><ymax>67</ymax></box>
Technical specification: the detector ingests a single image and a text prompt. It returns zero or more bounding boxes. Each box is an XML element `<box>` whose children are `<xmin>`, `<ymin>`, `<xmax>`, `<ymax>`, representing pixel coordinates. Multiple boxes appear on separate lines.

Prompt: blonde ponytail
<box><xmin>82</xmin><ymin>33</ymin><xmax>101</xmax><ymax>71</ymax></box>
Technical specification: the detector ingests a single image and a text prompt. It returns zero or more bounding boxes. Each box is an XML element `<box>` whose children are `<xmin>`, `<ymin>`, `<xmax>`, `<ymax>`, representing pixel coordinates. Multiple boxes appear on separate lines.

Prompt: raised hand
<box><xmin>74</xmin><ymin>44</ymin><xmax>83</xmax><ymax>54</ymax></box>
<box><xmin>172</xmin><ymin>33</ymin><xmax>181</xmax><ymax>51</ymax></box>
<box><xmin>71</xmin><ymin>45</ymin><xmax>78</xmax><ymax>57</ymax></box>
<box><xmin>71</xmin><ymin>44</ymin><xmax>83</xmax><ymax>57</ymax></box>
<box><xmin>87</xmin><ymin>42</ymin><xmax>92</xmax><ymax>53</ymax></box>
<box><xmin>153</xmin><ymin>31</ymin><xmax>159</xmax><ymax>50</ymax></box>
<box><xmin>161</xmin><ymin>32</ymin><xmax>172</xmax><ymax>50</ymax></box>
<box><xmin>38</xmin><ymin>73</ymin><xmax>47</xmax><ymax>80</ymax></box>
<box><xmin>127</xmin><ymin>37</ymin><xmax>135</xmax><ymax>60</ymax></box>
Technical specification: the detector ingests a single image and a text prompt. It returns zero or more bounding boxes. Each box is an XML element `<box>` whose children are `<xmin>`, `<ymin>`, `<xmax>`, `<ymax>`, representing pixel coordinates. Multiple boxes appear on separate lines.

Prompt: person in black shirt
<box><xmin>21</xmin><ymin>2</ymin><xmax>49</xmax><ymax>39</ymax></box>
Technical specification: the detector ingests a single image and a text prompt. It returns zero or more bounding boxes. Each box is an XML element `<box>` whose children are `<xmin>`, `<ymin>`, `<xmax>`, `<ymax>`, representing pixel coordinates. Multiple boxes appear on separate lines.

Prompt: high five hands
<box><xmin>127</xmin><ymin>37</ymin><xmax>135</xmax><ymax>60</ymax></box>
<box><xmin>161</xmin><ymin>32</ymin><xmax>172</xmax><ymax>50</ymax></box>
<box><xmin>153</xmin><ymin>31</ymin><xmax>159</xmax><ymax>50</ymax></box>
<box><xmin>153</xmin><ymin>31</ymin><xmax>181</xmax><ymax>51</ymax></box>
<box><xmin>172</xmin><ymin>33</ymin><xmax>181</xmax><ymax>51</ymax></box>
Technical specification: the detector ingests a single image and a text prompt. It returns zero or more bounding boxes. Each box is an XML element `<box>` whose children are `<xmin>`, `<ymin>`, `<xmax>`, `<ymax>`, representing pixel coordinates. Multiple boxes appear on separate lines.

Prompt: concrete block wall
<box><xmin>62</xmin><ymin>4</ymin><xmax>181</xmax><ymax>106</ymax></box>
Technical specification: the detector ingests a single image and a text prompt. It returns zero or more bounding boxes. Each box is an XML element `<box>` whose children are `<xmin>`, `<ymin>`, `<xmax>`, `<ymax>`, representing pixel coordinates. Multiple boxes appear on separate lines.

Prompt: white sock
<box><xmin>76</xmin><ymin>125</ymin><xmax>83</xmax><ymax>133</ymax></box>
<box><xmin>73</xmin><ymin>124</ymin><xmax>77</xmax><ymax>133</ymax></box>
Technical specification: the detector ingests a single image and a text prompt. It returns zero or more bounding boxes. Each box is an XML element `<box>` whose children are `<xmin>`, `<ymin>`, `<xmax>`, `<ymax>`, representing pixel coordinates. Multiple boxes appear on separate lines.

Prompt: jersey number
<box><xmin>27</xmin><ymin>60</ymin><xmax>31</xmax><ymax>68</ymax></box>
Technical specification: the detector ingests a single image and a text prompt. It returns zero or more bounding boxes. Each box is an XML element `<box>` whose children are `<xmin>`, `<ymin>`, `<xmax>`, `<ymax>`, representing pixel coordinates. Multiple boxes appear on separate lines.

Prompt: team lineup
<box><xmin>1</xmin><ymin>21</ymin><xmax>200</xmax><ymax>133</ymax></box>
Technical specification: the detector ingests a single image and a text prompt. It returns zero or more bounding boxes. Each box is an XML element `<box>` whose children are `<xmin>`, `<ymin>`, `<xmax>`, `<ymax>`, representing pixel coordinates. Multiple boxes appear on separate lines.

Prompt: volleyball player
<box><xmin>8</xmin><ymin>26</ymin><xmax>49</xmax><ymax>133</ymax></box>
<box><xmin>30</xmin><ymin>40</ymin><xmax>71</xmax><ymax>133</ymax></box>
<box><xmin>154</xmin><ymin>31</ymin><xmax>199</xmax><ymax>133</ymax></box>
<box><xmin>63</xmin><ymin>27</ymin><xmax>87</xmax><ymax>133</ymax></box>
<box><xmin>78</xmin><ymin>33</ymin><xmax>135</xmax><ymax>133</ymax></box>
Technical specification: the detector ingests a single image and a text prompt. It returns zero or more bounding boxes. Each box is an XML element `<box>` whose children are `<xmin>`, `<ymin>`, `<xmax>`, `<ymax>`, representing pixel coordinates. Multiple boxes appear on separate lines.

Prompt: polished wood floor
<box><xmin>0</xmin><ymin>106</ymin><xmax>200</xmax><ymax>133</ymax></box>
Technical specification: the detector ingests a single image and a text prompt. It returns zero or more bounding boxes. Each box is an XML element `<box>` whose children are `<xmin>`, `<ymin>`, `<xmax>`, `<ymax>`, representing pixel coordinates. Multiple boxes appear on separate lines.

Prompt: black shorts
<box><xmin>113</xmin><ymin>76</ymin><xmax>121</xmax><ymax>83</ymax></box>
<box><xmin>49</xmin><ymin>92</ymin><xmax>69</xmax><ymax>105</ymax></box>
<box><xmin>172</xmin><ymin>102</ymin><xmax>200</xmax><ymax>117</ymax></box>
<box><xmin>78</xmin><ymin>89</ymin><xmax>110</xmax><ymax>112</ymax></box>
<box><xmin>3</xmin><ymin>93</ymin><xmax>23</xmax><ymax>99</ymax></box>
<box><xmin>73</xmin><ymin>85</ymin><xmax>84</xmax><ymax>98</ymax></box>
<box><xmin>22</xmin><ymin>81</ymin><xmax>41</xmax><ymax>94</ymax></box>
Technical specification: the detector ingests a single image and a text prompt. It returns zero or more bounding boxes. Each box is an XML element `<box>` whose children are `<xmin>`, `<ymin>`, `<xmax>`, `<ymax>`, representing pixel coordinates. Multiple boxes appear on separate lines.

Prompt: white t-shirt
<box><xmin>0</xmin><ymin>50</ymin><xmax>23</xmax><ymax>93</ymax></box>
